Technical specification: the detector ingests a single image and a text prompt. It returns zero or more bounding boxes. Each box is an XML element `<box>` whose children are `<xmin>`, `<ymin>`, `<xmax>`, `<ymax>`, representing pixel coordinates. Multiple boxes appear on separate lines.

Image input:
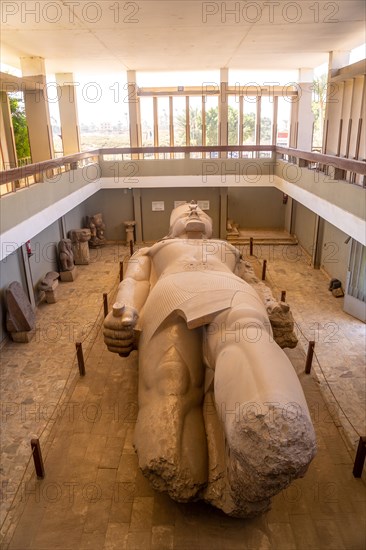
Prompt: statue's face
<box><xmin>169</xmin><ymin>203</ymin><xmax>213</xmax><ymax>239</ymax></box>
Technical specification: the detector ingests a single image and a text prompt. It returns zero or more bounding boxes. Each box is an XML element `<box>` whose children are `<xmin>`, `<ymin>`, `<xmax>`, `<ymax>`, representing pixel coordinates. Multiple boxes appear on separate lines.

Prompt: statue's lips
<box><xmin>185</xmin><ymin>220</ymin><xmax>206</xmax><ymax>233</ymax></box>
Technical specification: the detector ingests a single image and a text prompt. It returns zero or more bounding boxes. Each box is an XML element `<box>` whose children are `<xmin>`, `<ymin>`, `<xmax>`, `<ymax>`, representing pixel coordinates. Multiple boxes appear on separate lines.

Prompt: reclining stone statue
<box><xmin>104</xmin><ymin>202</ymin><xmax>316</xmax><ymax>517</ymax></box>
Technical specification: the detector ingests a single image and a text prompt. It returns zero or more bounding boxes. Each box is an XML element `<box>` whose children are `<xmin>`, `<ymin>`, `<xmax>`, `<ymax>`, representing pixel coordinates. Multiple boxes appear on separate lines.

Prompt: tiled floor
<box><xmin>1</xmin><ymin>242</ymin><xmax>365</xmax><ymax>549</ymax></box>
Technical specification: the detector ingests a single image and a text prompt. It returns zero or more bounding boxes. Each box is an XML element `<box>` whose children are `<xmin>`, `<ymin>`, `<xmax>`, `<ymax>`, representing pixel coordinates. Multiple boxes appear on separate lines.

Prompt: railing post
<box><xmin>119</xmin><ymin>260</ymin><xmax>124</xmax><ymax>282</ymax></box>
<box><xmin>305</xmin><ymin>341</ymin><xmax>315</xmax><ymax>374</ymax></box>
<box><xmin>129</xmin><ymin>240</ymin><xmax>134</xmax><ymax>256</ymax></box>
<box><xmin>31</xmin><ymin>438</ymin><xmax>45</xmax><ymax>478</ymax></box>
<box><xmin>261</xmin><ymin>260</ymin><xmax>267</xmax><ymax>281</ymax></box>
<box><xmin>249</xmin><ymin>237</ymin><xmax>254</xmax><ymax>256</ymax></box>
<box><xmin>76</xmin><ymin>342</ymin><xmax>86</xmax><ymax>376</ymax></box>
<box><xmin>103</xmin><ymin>293</ymin><xmax>108</xmax><ymax>318</ymax></box>
<box><xmin>353</xmin><ymin>436</ymin><xmax>366</xmax><ymax>478</ymax></box>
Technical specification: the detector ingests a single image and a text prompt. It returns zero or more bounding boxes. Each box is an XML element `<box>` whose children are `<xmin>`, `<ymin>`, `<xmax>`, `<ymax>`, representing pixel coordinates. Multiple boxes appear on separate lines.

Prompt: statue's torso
<box><xmin>147</xmin><ymin>239</ymin><xmax>240</xmax><ymax>281</ymax></box>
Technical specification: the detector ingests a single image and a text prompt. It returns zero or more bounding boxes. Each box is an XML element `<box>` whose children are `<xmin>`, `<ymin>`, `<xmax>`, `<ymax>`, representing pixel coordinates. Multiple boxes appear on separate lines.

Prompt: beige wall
<box><xmin>228</xmin><ymin>187</ymin><xmax>286</xmax><ymax>229</ymax></box>
<box><xmin>320</xmin><ymin>221</ymin><xmax>351</xmax><ymax>285</ymax></box>
<box><xmin>140</xmin><ymin>188</ymin><xmax>221</xmax><ymax>241</ymax></box>
<box><xmin>292</xmin><ymin>202</ymin><xmax>317</xmax><ymax>255</ymax></box>
<box><xmin>83</xmin><ymin>189</ymin><xmax>134</xmax><ymax>241</ymax></box>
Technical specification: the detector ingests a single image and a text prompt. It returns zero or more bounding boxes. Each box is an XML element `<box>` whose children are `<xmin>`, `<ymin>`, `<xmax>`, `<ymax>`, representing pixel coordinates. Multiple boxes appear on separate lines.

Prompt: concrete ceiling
<box><xmin>1</xmin><ymin>1</ymin><xmax>365</xmax><ymax>74</ymax></box>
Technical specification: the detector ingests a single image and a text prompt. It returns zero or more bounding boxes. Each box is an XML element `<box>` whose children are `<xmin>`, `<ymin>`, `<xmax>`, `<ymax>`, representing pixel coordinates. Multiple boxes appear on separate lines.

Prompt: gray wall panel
<box><xmin>228</xmin><ymin>187</ymin><xmax>286</xmax><ymax>229</ymax></box>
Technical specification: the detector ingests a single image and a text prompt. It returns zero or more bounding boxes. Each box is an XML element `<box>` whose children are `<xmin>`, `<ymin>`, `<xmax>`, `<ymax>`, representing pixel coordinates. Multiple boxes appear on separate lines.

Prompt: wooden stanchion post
<box><xmin>281</xmin><ymin>290</ymin><xmax>286</xmax><ymax>302</ymax></box>
<box><xmin>261</xmin><ymin>260</ymin><xmax>267</xmax><ymax>281</ymax></box>
<box><xmin>103</xmin><ymin>293</ymin><xmax>108</xmax><ymax>318</ymax></box>
<box><xmin>249</xmin><ymin>237</ymin><xmax>253</xmax><ymax>256</ymax></box>
<box><xmin>31</xmin><ymin>438</ymin><xmax>45</xmax><ymax>478</ymax></box>
<box><xmin>353</xmin><ymin>436</ymin><xmax>366</xmax><ymax>478</ymax></box>
<box><xmin>76</xmin><ymin>342</ymin><xmax>85</xmax><ymax>376</ymax></box>
<box><xmin>129</xmin><ymin>240</ymin><xmax>134</xmax><ymax>256</ymax></box>
<box><xmin>119</xmin><ymin>261</ymin><xmax>124</xmax><ymax>282</ymax></box>
<box><xmin>305</xmin><ymin>341</ymin><xmax>315</xmax><ymax>374</ymax></box>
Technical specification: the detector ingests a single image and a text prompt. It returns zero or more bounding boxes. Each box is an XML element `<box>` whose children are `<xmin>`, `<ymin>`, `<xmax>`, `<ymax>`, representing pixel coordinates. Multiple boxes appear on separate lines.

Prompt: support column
<box><xmin>323</xmin><ymin>51</ymin><xmax>350</xmax><ymax>155</ymax></box>
<box><xmin>55</xmin><ymin>73</ymin><xmax>81</xmax><ymax>155</ymax></box>
<box><xmin>20</xmin><ymin>57</ymin><xmax>54</xmax><ymax>162</ymax></box>
<box><xmin>0</xmin><ymin>91</ymin><xmax>17</xmax><ymax>169</ymax></box>
<box><xmin>312</xmin><ymin>215</ymin><xmax>325</xmax><ymax>269</ymax></box>
<box><xmin>219</xmin><ymin>68</ymin><xmax>229</xmax><ymax>154</ymax></box>
<box><xmin>294</xmin><ymin>69</ymin><xmax>314</xmax><ymax>151</ymax></box>
<box><xmin>284</xmin><ymin>196</ymin><xmax>293</xmax><ymax>234</ymax></box>
<box><xmin>132</xmin><ymin>188</ymin><xmax>142</xmax><ymax>242</ymax></box>
<box><xmin>219</xmin><ymin>187</ymin><xmax>228</xmax><ymax>239</ymax></box>
<box><xmin>127</xmin><ymin>70</ymin><xmax>140</xmax><ymax>149</ymax></box>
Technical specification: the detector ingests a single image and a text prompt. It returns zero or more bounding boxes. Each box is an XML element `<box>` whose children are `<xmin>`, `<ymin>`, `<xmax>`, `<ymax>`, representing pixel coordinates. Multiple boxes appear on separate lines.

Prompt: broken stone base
<box><xmin>332</xmin><ymin>287</ymin><xmax>344</xmax><ymax>297</ymax></box>
<box><xmin>72</xmin><ymin>241</ymin><xmax>90</xmax><ymax>265</ymax></box>
<box><xmin>236</xmin><ymin>260</ymin><xmax>298</xmax><ymax>348</ymax></box>
<box><xmin>60</xmin><ymin>268</ymin><xmax>77</xmax><ymax>282</ymax></box>
<box><xmin>45</xmin><ymin>289</ymin><xmax>58</xmax><ymax>304</ymax></box>
<box><xmin>10</xmin><ymin>329</ymin><xmax>36</xmax><ymax>343</ymax></box>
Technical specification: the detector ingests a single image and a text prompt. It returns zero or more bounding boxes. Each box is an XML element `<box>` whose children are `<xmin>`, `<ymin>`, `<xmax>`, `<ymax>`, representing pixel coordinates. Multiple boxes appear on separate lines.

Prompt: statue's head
<box><xmin>59</xmin><ymin>238</ymin><xmax>72</xmax><ymax>254</ymax></box>
<box><xmin>167</xmin><ymin>201</ymin><xmax>213</xmax><ymax>239</ymax></box>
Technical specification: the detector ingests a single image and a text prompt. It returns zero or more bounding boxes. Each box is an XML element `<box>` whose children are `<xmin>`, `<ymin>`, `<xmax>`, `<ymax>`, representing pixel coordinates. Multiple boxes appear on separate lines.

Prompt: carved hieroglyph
<box><xmin>104</xmin><ymin>202</ymin><xmax>316</xmax><ymax>517</ymax></box>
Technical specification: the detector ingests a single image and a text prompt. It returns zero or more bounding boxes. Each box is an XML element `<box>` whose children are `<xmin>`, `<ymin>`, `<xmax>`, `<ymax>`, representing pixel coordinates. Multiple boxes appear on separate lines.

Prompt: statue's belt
<box><xmin>139</xmin><ymin>271</ymin><xmax>263</xmax><ymax>343</ymax></box>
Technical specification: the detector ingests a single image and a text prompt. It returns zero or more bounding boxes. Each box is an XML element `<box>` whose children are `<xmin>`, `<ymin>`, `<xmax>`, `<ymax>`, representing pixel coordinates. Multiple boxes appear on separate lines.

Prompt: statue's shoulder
<box><xmin>146</xmin><ymin>239</ymin><xmax>179</xmax><ymax>255</ymax></box>
<box><xmin>133</xmin><ymin>246</ymin><xmax>151</xmax><ymax>258</ymax></box>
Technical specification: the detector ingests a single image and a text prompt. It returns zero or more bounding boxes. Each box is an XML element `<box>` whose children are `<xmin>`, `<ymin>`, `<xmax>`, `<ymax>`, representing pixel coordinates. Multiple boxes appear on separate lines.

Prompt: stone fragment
<box><xmin>68</xmin><ymin>229</ymin><xmax>91</xmax><ymax>264</ymax></box>
<box><xmin>60</xmin><ymin>268</ymin><xmax>77</xmax><ymax>282</ymax></box>
<box><xmin>237</xmin><ymin>260</ymin><xmax>298</xmax><ymax>348</ymax></box>
<box><xmin>58</xmin><ymin>239</ymin><xmax>75</xmax><ymax>271</ymax></box>
<box><xmin>87</xmin><ymin>213</ymin><xmax>106</xmax><ymax>247</ymax></box>
<box><xmin>124</xmin><ymin>221</ymin><xmax>136</xmax><ymax>245</ymax></box>
<box><xmin>5</xmin><ymin>281</ymin><xmax>36</xmax><ymax>342</ymax></box>
<box><xmin>332</xmin><ymin>287</ymin><xmax>344</xmax><ymax>297</ymax></box>
<box><xmin>38</xmin><ymin>271</ymin><xmax>60</xmax><ymax>304</ymax></box>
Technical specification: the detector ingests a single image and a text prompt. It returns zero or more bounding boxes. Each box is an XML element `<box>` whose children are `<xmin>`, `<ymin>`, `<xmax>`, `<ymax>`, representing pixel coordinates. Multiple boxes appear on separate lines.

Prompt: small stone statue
<box><xmin>68</xmin><ymin>229</ymin><xmax>91</xmax><ymax>265</ymax></box>
<box><xmin>38</xmin><ymin>271</ymin><xmax>60</xmax><ymax>304</ymax></box>
<box><xmin>124</xmin><ymin>220</ymin><xmax>136</xmax><ymax>245</ymax></box>
<box><xmin>6</xmin><ymin>281</ymin><xmax>36</xmax><ymax>342</ymax></box>
<box><xmin>87</xmin><ymin>213</ymin><xmax>106</xmax><ymax>248</ymax></box>
<box><xmin>58</xmin><ymin>239</ymin><xmax>77</xmax><ymax>281</ymax></box>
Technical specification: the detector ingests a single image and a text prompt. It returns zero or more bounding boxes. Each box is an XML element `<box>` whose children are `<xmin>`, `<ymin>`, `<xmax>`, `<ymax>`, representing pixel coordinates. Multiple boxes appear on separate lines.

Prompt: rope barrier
<box><xmin>0</xmin><ymin>262</ymin><xmax>121</xmax><ymax>541</ymax></box>
<box><xmin>255</xmin><ymin>254</ymin><xmax>363</xmax><ymax>441</ymax></box>
<box><xmin>313</xmin><ymin>349</ymin><xmax>362</xmax><ymax>439</ymax></box>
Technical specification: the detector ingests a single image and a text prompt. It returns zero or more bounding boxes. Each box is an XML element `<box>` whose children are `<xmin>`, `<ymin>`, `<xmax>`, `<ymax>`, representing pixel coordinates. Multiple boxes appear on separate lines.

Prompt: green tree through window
<box><xmin>10</xmin><ymin>95</ymin><xmax>31</xmax><ymax>161</ymax></box>
<box><xmin>175</xmin><ymin>104</ymin><xmax>271</xmax><ymax>145</ymax></box>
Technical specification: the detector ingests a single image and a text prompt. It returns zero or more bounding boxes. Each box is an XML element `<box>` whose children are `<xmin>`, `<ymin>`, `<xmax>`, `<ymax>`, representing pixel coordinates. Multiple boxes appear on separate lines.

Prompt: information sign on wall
<box><xmin>174</xmin><ymin>201</ymin><xmax>187</xmax><ymax>209</ymax></box>
<box><xmin>152</xmin><ymin>201</ymin><xmax>165</xmax><ymax>211</ymax></box>
<box><xmin>197</xmin><ymin>200</ymin><xmax>210</xmax><ymax>211</ymax></box>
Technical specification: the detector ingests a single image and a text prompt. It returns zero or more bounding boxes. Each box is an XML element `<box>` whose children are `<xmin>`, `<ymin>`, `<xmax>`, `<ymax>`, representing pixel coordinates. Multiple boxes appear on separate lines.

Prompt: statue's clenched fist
<box><xmin>103</xmin><ymin>303</ymin><xmax>138</xmax><ymax>356</ymax></box>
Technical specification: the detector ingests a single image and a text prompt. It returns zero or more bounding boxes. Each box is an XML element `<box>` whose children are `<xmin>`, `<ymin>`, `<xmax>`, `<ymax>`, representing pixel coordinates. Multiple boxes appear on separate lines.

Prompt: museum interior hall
<box><xmin>0</xmin><ymin>1</ymin><xmax>365</xmax><ymax>549</ymax></box>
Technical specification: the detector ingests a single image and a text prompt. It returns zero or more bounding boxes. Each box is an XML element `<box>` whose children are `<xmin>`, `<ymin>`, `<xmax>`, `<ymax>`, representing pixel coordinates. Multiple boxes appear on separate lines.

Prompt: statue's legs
<box><xmin>134</xmin><ymin>315</ymin><xmax>208</xmax><ymax>501</ymax></box>
<box><xmin>204</xmin><ymin>298</ymin><xmax>316</xmax><ymax>516</ymax></box>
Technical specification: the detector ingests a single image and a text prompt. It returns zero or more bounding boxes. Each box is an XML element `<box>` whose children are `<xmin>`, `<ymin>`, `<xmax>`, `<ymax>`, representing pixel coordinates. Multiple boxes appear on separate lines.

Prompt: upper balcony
<box><xmin>0</xmin><ymin>144</ymin><xmax>365</xmax><ymax>260</ymax></box>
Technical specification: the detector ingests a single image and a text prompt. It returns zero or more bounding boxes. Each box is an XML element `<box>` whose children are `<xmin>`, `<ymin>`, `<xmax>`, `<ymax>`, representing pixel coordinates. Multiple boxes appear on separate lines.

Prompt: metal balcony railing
<box><xmin>1</xmin><ymin>145</ymin><xmax>365</xmax><ymax>197</ymax></box>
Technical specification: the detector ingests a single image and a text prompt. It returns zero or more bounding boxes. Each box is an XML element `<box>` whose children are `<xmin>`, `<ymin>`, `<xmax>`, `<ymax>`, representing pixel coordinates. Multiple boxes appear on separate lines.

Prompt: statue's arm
<box><xmin>103</xmin><ymin>249</ymin><xmax>151</xmax><ymax>355</ymax></box>
<box><xmin>115</xmin><ymin>251</ymin><xmax>151</xmax><ymax>314</ymax></box>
